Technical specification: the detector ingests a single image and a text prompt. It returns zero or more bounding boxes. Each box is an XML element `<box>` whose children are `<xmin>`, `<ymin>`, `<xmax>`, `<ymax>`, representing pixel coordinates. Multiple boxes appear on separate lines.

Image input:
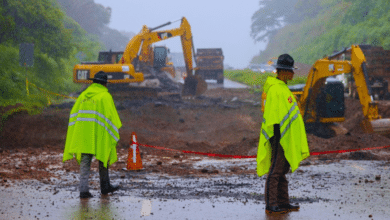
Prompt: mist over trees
<box><xmin>56</xmin><ymin>0</ymin><xmax>111</xmax><ymax>35</ymax></box>
<box><xmin>250</xmin><ymin>0</ymin><xmax>325</xmax><ymax>43</ymax></box>
<box><xmin>0</xmin><ymin>0</ymin><xmax>137</xmax><ymax>107</ymax></box>
<box><xmin>0</xmin><ymin>0</ymin><xmax>105</xmax><ymax>106</ymax></box>
<box><xmin>250</xmin><ymin>0</ymin><xmax>298</xmax><ymax>43</ymax></box>
<box><xmin>251</xmin><ymin>0</ymin><xmax>390</xmax><ymax>65</ymax></box>
<box><xmin>99</xmin><ymin>26</ymin><xmax>134</xmax><ymax>52</ymax></box>
<box><xmin>56</xmin><ymin>0</ymin><xmax>134</xmax><ymax>51</ymax></box>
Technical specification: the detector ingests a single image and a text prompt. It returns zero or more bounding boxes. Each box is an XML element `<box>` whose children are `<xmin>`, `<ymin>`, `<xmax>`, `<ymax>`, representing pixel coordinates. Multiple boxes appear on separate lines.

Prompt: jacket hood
<box><xmin>263</xmin><ymin>77</ymin><xmax>285</xmax><ymax>94</ymax></box>
<box><xmin>83</xmin><ymin>83</ymin><xmax>108</xmax><ymax>98</ymax></box>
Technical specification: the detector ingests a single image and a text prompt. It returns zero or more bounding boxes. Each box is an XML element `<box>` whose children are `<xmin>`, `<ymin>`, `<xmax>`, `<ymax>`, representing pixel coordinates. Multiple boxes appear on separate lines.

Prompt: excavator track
<box><xmin>107</xmin><ymin>68</ymin><xmax>183</xmax><ymax>100</ymax></box>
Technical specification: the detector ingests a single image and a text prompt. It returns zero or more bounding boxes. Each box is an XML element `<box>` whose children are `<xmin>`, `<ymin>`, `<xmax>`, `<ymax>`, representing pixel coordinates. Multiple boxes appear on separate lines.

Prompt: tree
<box><xmin>99</xmin><ymin>26</ymin><xmax>133</xmax><ymax>51</ymax></box>
<box><xmin>4</xmin><ymin>0</ymin><xmax>73</xmax><ymax>59</ymax></box>
<box><xmin>251</xmin><ymin>0</ymin><xmax>390</xmax><ymax>65</ymax></box>
<box><xmin>250</xmin><ymin>0</ymin><xmax>326</xmax><ymax>43</ymax></box>
<box><xmin>56</xmin><ymin>0</ymin><xmax>134</xmax><ymax>54</ymax></box>
<box><xmin>56</xmin><ymin>0</ymin><xmax>111</xmax><ymax>35</ymax></box>
<box><xmin>250</xmin><ymin>0</ymin><xmax>298</xmax><ymax>42</ymax></box>
<box><xmin>342</xmin><ymin>0</ymin><xmax>375</xmax><ymax>25</ymax></box>
<box><xmin>0</xmin><ymin>0</ymin><xmax>16</xmax><ymax>44</ymax></box>
<box><xmin>291</xmin><ymin>0</ymin><xmax>323</xmax><ymax>23</ymax></box>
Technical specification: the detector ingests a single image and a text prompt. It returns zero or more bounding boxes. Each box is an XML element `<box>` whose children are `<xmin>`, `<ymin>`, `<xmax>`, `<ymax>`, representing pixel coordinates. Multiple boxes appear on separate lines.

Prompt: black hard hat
<box><xmin>273</xmin><ymin>54</ymin><xmax>298</xmax><ymax>70</ymax></box>
<box><xmin>88</xmin><ymin>71</ymin><xmax>108</xmax><ymax>83</ymax></box>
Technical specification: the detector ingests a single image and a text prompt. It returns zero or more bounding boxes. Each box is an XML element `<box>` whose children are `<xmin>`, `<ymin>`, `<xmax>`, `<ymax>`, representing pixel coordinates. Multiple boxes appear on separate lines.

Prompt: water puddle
<box><xmin>1</xmin><ymin>160</ymin><xmax>389</xmax><ymax>219</ymax></box>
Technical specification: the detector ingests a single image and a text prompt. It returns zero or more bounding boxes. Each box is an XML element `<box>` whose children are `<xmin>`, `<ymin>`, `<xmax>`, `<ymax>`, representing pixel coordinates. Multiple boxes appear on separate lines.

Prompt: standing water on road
<box><xmin>178</xmin><ymin>78</ymin><xmax>249</xmax><ymax>89</ymax></box>
<box><xmin>1</xmin><ymin>159</ymin><xmax>389</xmax><ymax>219</ymax></box>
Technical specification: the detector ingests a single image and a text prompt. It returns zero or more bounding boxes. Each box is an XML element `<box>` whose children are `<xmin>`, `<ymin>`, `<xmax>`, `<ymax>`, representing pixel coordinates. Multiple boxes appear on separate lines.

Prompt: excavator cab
<box><xmin>315</xmin><ymin>78</ymin><xmax>345</xmax><ymax>119</ymax></box>
<box><xmin>296</xmin><ymin>45</ymin><xmax>390</xmax><ymax>138</ymax></box>
<box><xmin>97</xmin><ymin>51</ymin><xmax>123</xmax><ymax>64</ymax></box>
<box><xmin>153</xmin><ymin>46</ymin><xmax>169</xmax><ymax>69</ymax></box>
<box><xmin>290</xmin><ymin>78</ymin><xmax>346</xmax><ymax>138</ymax></box>
<box><xmin>150</xmin><ymin>46</ymin><xmax>176</xmax><ymax>79</ymax></box>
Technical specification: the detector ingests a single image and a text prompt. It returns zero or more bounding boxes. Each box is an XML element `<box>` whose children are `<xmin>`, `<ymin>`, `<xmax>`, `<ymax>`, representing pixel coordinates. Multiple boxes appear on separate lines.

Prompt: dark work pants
<box><xmin>80</xmin><ymin>154</ymin><xmax>110</xmax><ymax>193</ymax></box>
<box><xmin>264</xmin><ymin>137</ymin><xmax>291</xmax><ymax>207</ymax></box>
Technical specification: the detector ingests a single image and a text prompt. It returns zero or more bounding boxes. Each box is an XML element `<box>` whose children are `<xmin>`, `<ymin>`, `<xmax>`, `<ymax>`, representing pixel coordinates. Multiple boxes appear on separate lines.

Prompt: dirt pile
<box><xmin>294</xmin><ymin>63</ymin><xmax>312</xmax><ymax>77</ymax></box>
<box><xmin>1</xmin><ymin>87</ymin><xmax>390</xmax><ymax>181</ymax></box>
<box><xmin>308</xmin><ymin>98</ymin><xmax>390</xmax><ymax>160</ymax></box>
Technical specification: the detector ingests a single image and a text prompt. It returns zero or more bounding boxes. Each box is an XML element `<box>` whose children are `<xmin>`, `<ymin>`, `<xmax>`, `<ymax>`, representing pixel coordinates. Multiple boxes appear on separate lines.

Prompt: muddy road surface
<box><xmin>204</xmin><ymin>79</ymin><xmax>249</xmax><ymax>89</ymax></box>
<box><xmin>1</xmin><ymin>158</ymin><xmax>389</xmax><ymax>219</ymax></box>
<box><xmin>177</xmin><ymin>78</ymin><xmax>249</xmax><ymax>89</ymax></box>
<box><xmin>1</xmin><ymin>80</ymin><xmax>390</xmax><ymax>219</ymax></box>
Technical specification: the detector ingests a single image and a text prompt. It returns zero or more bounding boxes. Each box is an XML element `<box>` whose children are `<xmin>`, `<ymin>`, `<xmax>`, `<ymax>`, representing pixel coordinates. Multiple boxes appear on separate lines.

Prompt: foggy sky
<box><xmin>93</xmin><ymin>0</ymin><xmax>266</xmax><ymax>69</ymax></box>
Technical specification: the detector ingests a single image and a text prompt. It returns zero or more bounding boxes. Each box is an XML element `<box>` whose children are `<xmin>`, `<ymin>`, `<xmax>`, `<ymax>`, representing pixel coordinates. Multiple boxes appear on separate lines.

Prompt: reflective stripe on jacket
<box><xmin>63</xmin><ymin>83</ymin><xmax>122</xmax><ymax>168</ymax></box>
<box><xmin>256</xmin><ymin>77</ymin><xmax>310</xmax><ymax>176</ymax></box>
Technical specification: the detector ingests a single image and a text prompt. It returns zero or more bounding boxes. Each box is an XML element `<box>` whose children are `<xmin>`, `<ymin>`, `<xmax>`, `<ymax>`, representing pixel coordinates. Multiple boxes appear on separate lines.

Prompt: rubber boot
<box><xmin>99</xmin><ymin>161</ymin><xmax>120</xmax><ymax>195</ymax></box>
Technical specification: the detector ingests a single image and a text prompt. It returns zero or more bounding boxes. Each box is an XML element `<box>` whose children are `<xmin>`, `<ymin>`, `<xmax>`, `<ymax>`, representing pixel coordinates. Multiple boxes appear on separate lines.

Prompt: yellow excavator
<box><xmin>73</xmin><ymin>17</ymin><xmax>207</xmax><ymax>96</ymax></box>
<box><xmin>290</xmin><ymin>45</ymin><xmax>390</xmax><ymax>138</ymax></box>
<box><xmin>143</xmin><ymin>45</ymin><xmax>176</xmax><ymax>78</ymax></box>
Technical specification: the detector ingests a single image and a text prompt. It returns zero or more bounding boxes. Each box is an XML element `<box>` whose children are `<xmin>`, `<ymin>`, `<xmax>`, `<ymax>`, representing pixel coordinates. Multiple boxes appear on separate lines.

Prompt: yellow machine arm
<box><xmin>298</xmin><ymin>45</ymin><xmax>390</xmax><ymax>134</ymax></box>
<box><xmin>73</xmin><ymin>17</ymin><xmax>206</xmax><ymax>96</ymax></box>
<box><xmin>122</xmin><ymin>17</ymin><xmax>195</xmax><ymax>77</ymax></box>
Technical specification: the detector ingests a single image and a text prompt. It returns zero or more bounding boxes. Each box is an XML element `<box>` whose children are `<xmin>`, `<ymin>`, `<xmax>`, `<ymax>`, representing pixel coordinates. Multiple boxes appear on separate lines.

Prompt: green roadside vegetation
<box><xmin>251</xmin><ymin>0</ymin><xmax>390</xmax><ymax>65</ymax></box>
<box><xmin>224</xmin><ymin>70</ymin><xmax>307</xmax><ymax>93</ymax></box>
<box><xmin>0</xmin><ymin>0</ymin><xmax>105</xmax><ymax>118</ymax></box>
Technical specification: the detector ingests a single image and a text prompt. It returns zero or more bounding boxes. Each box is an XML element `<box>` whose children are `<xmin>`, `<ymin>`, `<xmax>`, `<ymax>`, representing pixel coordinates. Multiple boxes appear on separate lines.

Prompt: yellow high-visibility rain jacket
<box><xmin>256</xmin><ymin>77</ymin><xmax>310</xmax><ymax>176</ymax></box>
<box><xmin>63</xmin><ymin>83</ymin><xmax>122</xmax><ymax>168</ymax></box>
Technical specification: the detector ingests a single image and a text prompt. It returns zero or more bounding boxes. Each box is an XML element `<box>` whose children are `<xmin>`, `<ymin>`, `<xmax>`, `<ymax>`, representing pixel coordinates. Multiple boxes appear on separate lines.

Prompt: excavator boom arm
<box><xmin>298</xmin><ymin>45</ymin><xmax>390</xmax><ymax>135</ymax></box>
<box><xmin>300</xmin><ymin>59</ymin><xmax>352</xmax><ymax>121</ymax></box>
<box><xmin>74</xmin><ymin>17</ymin><xmax>206</xmax><ymax>96</ymax></box>
<box><xmin>350</xmin><ymin>45</ymin><xmax>374</xmax><ymax>118</ymax></box>
<box><xmin>122</xmin><ymin>17</ymin><xmax>195</xmax><ymax>76</ymax></box>
<box><xmin>300</xmin><ymin>45</ymin><xmax>376</xmax><ymax>121</ymax></box>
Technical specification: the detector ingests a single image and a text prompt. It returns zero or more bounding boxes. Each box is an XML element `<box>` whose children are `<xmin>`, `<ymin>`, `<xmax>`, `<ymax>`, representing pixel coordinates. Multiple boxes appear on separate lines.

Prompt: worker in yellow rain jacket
<box><xmin>257</xmin><ymin>54</ymin><xmax>310</xmax><ymax>215</ymax></box>
<box><xmin>63</xmin><ymin>72</ymin><xmax>122</xmax><ymax>199</ymax></box>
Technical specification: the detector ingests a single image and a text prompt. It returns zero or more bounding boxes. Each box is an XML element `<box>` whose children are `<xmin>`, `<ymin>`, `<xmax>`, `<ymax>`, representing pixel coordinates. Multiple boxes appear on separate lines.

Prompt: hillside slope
<box><xmin>0</xmin><ymin>0</ymin><xmax>104</xmax><ymax>109</ymax></box>
<box><xmin>252</xmin><ymin>0</ymin><xmax>390</xmax><ymax>65</ymax></box>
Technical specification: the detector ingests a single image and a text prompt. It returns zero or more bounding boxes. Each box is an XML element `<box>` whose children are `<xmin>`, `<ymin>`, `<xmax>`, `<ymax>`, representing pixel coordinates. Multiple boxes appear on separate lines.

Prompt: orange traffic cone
<box><xmin>127</xmin><ymin>132</ymin><xmax>143</xmax><ymax>170</ymax></box>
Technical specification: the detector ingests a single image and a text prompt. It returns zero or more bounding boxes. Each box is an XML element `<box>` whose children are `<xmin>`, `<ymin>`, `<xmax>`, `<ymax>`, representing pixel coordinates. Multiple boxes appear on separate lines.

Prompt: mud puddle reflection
<box><xmin>0</xmin><ymin>159</ymin><xmax>389</xmax><ymax>219</ymax></box>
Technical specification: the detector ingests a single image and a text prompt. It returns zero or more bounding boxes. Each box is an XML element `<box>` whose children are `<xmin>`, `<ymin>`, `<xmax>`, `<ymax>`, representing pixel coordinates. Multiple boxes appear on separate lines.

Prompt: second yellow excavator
<box><xmin>285</xmin><ymin>45</ymin><xmax>390</xmax><ymax>138</ymax></box>
<box><xmin>73</xmin><ymin>17</ymin><xmax>207</xmax><ymax>96</ymax></box>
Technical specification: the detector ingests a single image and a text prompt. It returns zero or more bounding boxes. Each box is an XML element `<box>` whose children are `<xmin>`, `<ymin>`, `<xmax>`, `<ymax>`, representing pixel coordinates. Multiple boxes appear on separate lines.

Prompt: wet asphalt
<box><xmin>205</xmin><ymin>79</ymin><xmax>248</xmax><ymax>89</ymax></box>
<box><xmin>177</xmin><ymin>78</ymin><xmax>249</xmax><ymax>90</ymax></box>
<box><xmin>1</xmin><ymin>158</ymin><xmax>389</xmax><ymax>220</ymax></box>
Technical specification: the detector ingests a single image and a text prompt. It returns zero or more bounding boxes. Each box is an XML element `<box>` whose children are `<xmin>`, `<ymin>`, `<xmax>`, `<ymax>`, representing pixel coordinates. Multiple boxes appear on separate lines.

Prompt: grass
<box><xmin>224</xmin><ymin>69</ymin><xmax>308</xmax><ymax>93</ymax></box>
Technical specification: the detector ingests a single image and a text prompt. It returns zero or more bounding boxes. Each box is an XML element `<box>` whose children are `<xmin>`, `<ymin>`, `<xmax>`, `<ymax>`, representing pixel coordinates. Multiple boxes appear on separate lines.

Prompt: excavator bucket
<box><xmin>361</xmin><ymin>118</ymin><xmax>390</xmax><ymax>135</ymax></box>
<box><xmin>182</xmin><ymin>75</ymin><xmax>207</xmax><ymax>96</ymax></box>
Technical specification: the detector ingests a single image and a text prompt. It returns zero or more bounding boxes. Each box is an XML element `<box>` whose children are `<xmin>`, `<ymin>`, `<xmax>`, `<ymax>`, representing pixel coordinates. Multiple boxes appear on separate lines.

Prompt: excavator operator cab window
<box><xmin>316</xmin><ymin>78</ymin><xmax>345</xmax><ymax>118</ymax></box>
<box><xmin>98</xmin><ymin>52</ymin><xmax>124</xmax><ymax>64</ymax></box>
<box><xmin>115</xmin><ymin>53</ymin><xmax>123</xmax><ymax>64</ymax></box>
<box><xmin>153</xmin><ymin>47</ymin><xmax>168</xmax><ymax>69</ymax></box>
